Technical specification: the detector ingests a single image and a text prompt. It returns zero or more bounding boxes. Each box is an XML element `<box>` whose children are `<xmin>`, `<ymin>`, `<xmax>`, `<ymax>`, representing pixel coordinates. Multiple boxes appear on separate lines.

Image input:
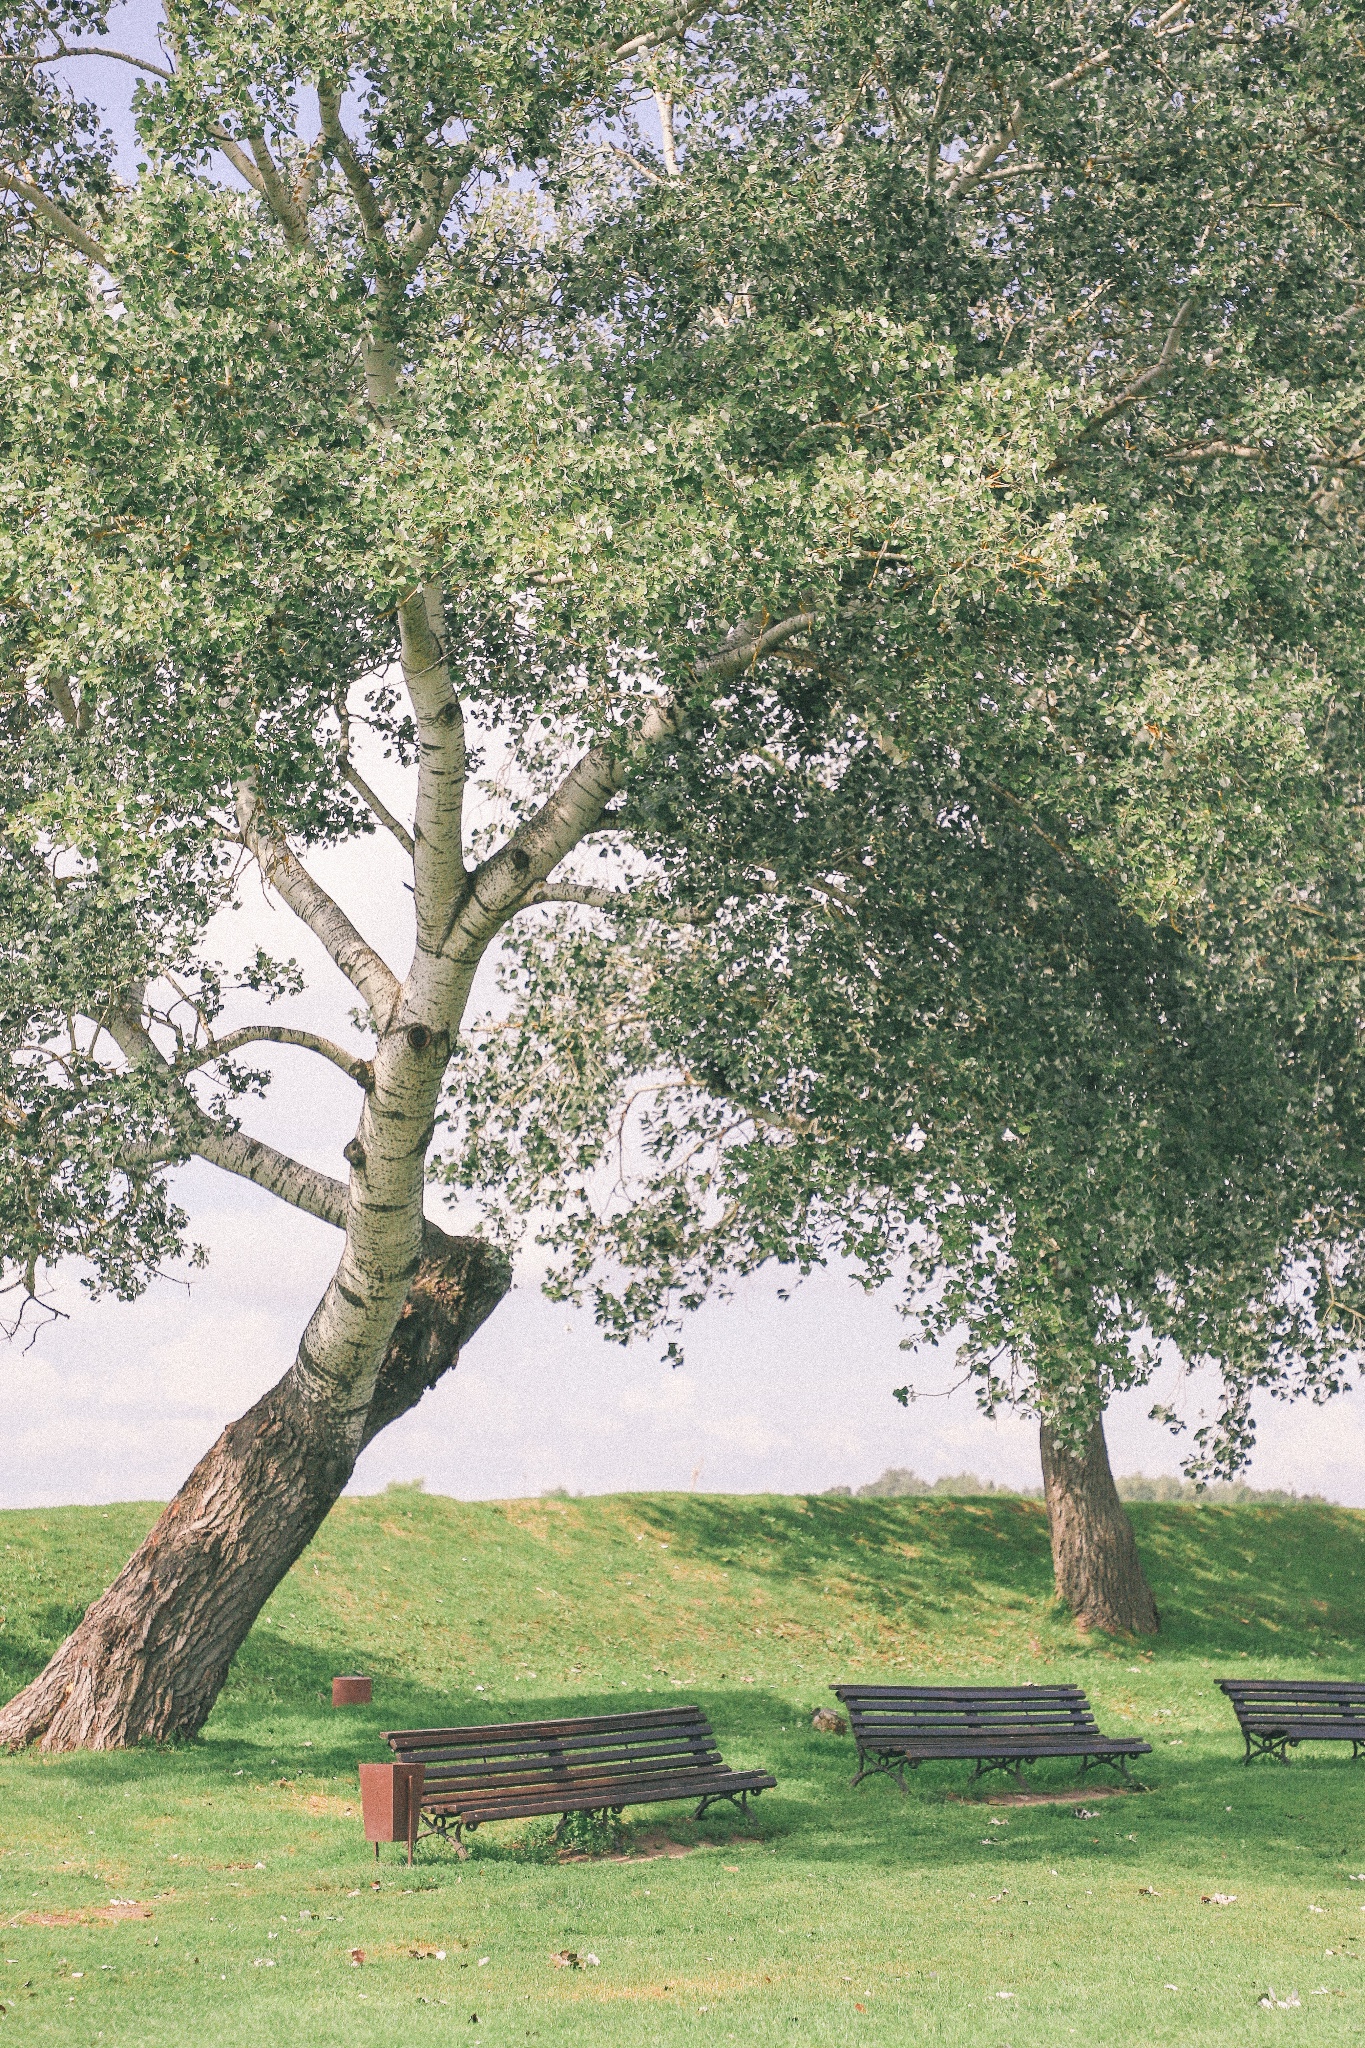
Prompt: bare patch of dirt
<box><xmin>946</xmin><ymin>1784</ymin><xmax>1147</xmax><ymax>1807</ymax></box>
<box><xmin>559</xmin><ymin>1829</ymin><xmax>756</xmax><ymax>1864</ymax></box>
<box><xmin>13</xmin><ymin>1901</ymin><xmax>151</xmax><ymax>1926</ymax></box>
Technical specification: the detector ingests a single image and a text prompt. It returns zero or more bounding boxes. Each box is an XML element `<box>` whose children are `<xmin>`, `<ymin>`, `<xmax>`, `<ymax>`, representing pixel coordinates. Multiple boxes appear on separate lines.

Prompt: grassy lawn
<box><xmin>3</xmin><ymin>1488</ymin><xmax>1365</xmax><ymax>2044</ymax></box>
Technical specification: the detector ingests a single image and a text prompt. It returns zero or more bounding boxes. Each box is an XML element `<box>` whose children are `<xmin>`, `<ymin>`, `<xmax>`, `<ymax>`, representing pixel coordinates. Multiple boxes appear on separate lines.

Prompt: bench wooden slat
<box><xmin>423</xmin><ymin>1769</ymin><xmax>777</xmax><ymax>1818</ymax></box>
<box><xmin>1219</xmin><ymin>1680</ymin><xmax>1365</xmax><ymax>1695</ymax></box>
<box><xmin>834</xmin><ymin>1684</ymin><xmax>1089</xmax><ymax>1699</ymax></box>
<box><xmin>396</xmin><ymin>1731</ymin><xmax>720</xmax><ymax>1769</ymax></box>
<box><xmin>855</xmin><ymin>1712</ymin><xmax>1096</xmax><ymax>1728</ymax></box>
<box><xmin>418</xmin><ymin>1752</ymin><xmax>730</xmax><ymax>1799</ymax></box>
<box><xmin>422</xmin><ymin>1762</ymin><xmax>773</xmax><ymax>1801</ymax></box>
<box><xmin>1218</xmin><ymin>1678</ymin><xmax>1365</xmax><ymax>1762</ymax></box>
<box><xmin>379</xmin><ymin>1707</ymin><xmax>775</xmax><ymax>1856</ymax></box>
<box><xmin>385</xmin><ymin>1706</ymin><xmax>705</xmax><ymax>1747</ymax></box>
<box><xmin>876</xmin><ymin>1736</ymin><xmax>1151</xmax><ymax>1758</ymax></box>
<box><xmin>831</xmin><ymin>1683</ymin><xmax>1151</xmax><ymax>1789</ymax></box>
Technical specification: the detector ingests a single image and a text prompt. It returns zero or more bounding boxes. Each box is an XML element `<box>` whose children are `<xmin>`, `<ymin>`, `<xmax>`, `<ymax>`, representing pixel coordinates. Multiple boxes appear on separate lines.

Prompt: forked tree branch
<box><xmin>522</xmin><ymin>882</ymin><xmax>634</xmax><ymax>910</ymax></box>
<box><xmin>606</xmin><ymin>141</ymin><xmax>664</xmax><ymax>184</ymax></box>
<box><xmin>448</xmin><ymin>695</ymin><xmax>680</xmax><ymax>963</ymax></box>
<box><xmin>397</xmin><ymin>172</ymin><xmax>464</xmax><ymax>275</ymax></box>
<box><xmin>696</xmin><ymin>610</ymin><xmax>817</xmax><ymax>679</ymax></box>
<box><xmin>235</xmin><ymin>783</ymin><xmax>401</xmax><ymax>1021</ymax></box>
<box><xmin>188</xmin><ymin>1025</ymin><xmax>375</xmax><ymax>1089</ymax></box>
<box><xmin>942</xmin><ymin>102</ymin><xmax>1023</xmax><ymax>202</ymax></box>
<box><xmin>0</xmin><ymin>168</ymin><xmax>110</xmax><ymax>267</ymax></box>
<box><xmin>940</xmin><ymin>3</ymin><xmax>1194</xmax><ymax>208</ymax></box>
<box><xmin>101</xmin><ymin>992</ymin><xmax>350</xmax><ymax>1228</ymax></box>
<box><xmin>209</xmin><ymin>131</ymin><xmax>268</xmax><ymax>197</ymax></box>
<box><xmin>614</xmin><ymin>1</ymin><xmax>713</xmax><ymax>63</ymax></box>
<box><xmin>240</xmin><ymin>123</ymin><xmax>313</xmax><ymax>249</ymax></box>
<box><xmin>1085</xmin><ymin>297</ymin><xmax>1194</xmax><ymax>428</ymax></box>
<box><xmin>31</xmin><ymin>43</ymin><xmax>174</xmax><ymax>79</ymax></box>
<box><xmin>450</xmin><ymin>610</ymin><xmax>817</xmax><ymax>966</ymax></box>
<box><xmin>317</xmin><ymin>80</ymin><xmax>387</xmax><ymax>245</ymax></box>
<box><xmin>190</xmin><ymin>1123</ymin><xmax>348</xmax><ymax>1228</ymax></box>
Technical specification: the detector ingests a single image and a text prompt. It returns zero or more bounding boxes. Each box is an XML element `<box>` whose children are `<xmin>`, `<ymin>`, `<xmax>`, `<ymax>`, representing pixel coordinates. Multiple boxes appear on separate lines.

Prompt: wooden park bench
<box><xmin>1218</xmin><ymin>1678</ymin><xmax>1365</xmax><ymax>1764</ymax></box>
<box><xmin>831</xmin><ymin>1683</ymin><xmax>1152</xmax><ymax>1790</ymax></box>
<box><xmin>384</xmin><ymin>1704</ymin><xmax>776</xmax><ymax>1851</ymax></box>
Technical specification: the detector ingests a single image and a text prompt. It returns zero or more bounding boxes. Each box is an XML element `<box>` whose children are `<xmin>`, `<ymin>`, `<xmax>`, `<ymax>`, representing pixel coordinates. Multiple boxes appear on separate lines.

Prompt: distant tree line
<box><xmin>832</xmin><ymin>1469</ymin><xmax>1329</xmax><ymax>1507</ymax></box>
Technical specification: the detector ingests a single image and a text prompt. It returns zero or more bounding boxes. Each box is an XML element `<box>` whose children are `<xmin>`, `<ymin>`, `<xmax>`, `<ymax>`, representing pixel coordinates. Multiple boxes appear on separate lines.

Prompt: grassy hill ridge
<box><xmin>3</xmin><ymin>1493</ymin><xmax>1365</xmax><ymax>2044</ymax></box>
<box><xmin>6</xmin><ymin>1491</ymin><xmax>1363</xmax><ymax>1719</ymax></box>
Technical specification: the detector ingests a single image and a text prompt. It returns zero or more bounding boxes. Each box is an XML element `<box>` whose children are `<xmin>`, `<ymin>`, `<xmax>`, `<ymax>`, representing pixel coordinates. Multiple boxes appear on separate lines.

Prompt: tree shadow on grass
<box><xmin>626</xmin><ymin>1494</ymin><xmax>1365</xmax><ymax>1670</ymax></box>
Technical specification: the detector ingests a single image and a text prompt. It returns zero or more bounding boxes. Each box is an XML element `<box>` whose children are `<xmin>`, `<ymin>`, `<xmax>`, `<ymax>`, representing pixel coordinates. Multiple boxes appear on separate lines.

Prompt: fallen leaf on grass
<box><xmin>1202</xmin><ymin>1894</ymin><xmax>1236</xmax><ymax>1907</ymax></box>
<box><xmin>1138</xmin><ymin>1887</ymin><xmax>1160</xmax><ymax>1897</ymax></box>
<box><xmin>1258</xmin><ymin>1989</ymin><xmax>1300</xmax><ymax>2009</ymax></box>
<box><xmin>348</xmin><ymin>1949</ymin><xmax>365</xmax><ymax>1967</ymax></box>
<box><xmin>1074</xmin><ymin>1809</ymin><xmax>1099</xmax><ymax>1821</ymax></box>
<box><xmin>252</xmin><ymin>1959</ymin><xmax>277</xmax><ymax>1969</ymax></box>
<box><xmin>550</xmin><ymin>1952</ymin><xmax>599</xmax><ymax>1970</ymax></box>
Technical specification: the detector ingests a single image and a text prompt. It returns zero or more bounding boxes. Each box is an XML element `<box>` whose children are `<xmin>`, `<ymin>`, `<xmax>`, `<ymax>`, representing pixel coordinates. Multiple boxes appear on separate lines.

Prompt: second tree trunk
<box><xmin>1039</xmin><ymin>1410</ymin><xmax>1158</xmax><ymax>1636</ymax></box>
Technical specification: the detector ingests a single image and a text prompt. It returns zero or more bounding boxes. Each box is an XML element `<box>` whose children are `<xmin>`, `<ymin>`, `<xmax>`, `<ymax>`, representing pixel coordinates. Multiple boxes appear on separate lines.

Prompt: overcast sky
<box><xmin>3</xmin><ymin>3</ymin><xmax>1358</xmax><ymax>1511</ymax></box>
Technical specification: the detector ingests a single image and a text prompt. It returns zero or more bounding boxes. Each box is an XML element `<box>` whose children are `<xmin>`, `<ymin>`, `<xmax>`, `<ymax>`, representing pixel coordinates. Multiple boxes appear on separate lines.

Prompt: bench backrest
<box><xmin>384</xmin><ymin>1705</ymin><xmax>722</xmax><ymax>1804</ymax></box>
<box><xmin>1219</xmin><ymin>1679</ymin><xmax>1365</xmax><ymax>1723</ymax></box>
<box><xmin>832</xmin><ymin>1683</ymin><xmax>1101</xmax><ymax>1743</ymax></box>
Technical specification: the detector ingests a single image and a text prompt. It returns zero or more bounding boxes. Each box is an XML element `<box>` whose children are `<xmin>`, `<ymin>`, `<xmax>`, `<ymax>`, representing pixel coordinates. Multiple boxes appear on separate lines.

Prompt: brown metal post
<box><xmin>403</xmin><ymin>1763</ymin><xmax>424</xmax><ymax>1867</ymax></box>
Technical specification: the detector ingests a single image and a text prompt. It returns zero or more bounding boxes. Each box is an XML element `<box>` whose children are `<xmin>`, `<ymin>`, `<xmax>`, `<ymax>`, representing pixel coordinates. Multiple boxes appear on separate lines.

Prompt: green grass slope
<box><xmin>3</xmin><ymin>1490</ymin><xmax>1365</xmax><ymax>2045</ymax></box>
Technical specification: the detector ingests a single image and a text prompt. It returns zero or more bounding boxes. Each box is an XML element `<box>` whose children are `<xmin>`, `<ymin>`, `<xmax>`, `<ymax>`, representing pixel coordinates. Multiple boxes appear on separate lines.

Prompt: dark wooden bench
<box><xmin>831</xmin><ymin>1683</ymin><xmax>1152</xmax><ymax>1790</ymax></box>
<box><xmin>1219</xmin><ymin>1678</ymin><xmax>1365</xmax><ymax>1764</ymax></box>
<box><xmin>385</xmin><ymin>1705</ymin><xmax>776</xmax><ymax>1850</ymax></box>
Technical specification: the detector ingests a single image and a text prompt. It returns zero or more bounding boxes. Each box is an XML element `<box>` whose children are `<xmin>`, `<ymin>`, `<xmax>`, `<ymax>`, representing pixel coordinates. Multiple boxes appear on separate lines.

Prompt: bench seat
<box><xmin>1218</xmin><ymin>1679</ymin><xmax>1365</xmax><ymax>1763</ymax></box>
<box><xmin>385</xmin><ymin>1706</ymin><xmax>775</xmax><ymax>1848</ymax></box>
<box><xmin>832</xmin><ymin>1683</ymin><xmax>1152</xmax><ymax>1789</ymax></box>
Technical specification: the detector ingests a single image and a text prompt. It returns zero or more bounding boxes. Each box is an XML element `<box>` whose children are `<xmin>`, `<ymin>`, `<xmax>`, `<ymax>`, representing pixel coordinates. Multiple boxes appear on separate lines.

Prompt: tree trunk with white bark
<box><xmin>0</xmin><ymin>1225</ymin><xmax>508</xmax><ymax>1752</ymax></box>
<box><xmin>1039</xmin><ymin>1409</ymin><xmax>1159</xmax><ymax>1636</ymax></box>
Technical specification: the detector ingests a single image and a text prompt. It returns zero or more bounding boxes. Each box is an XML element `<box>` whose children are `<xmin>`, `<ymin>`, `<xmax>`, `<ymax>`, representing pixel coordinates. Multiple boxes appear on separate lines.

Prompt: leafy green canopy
<box><xmin>1</xmin><ymin>0</ymin><xmax>1362</xmax><ymax>1473</ymax></box>
<box><xmin>436</xmin><ymin>1</ymin><xmax>1365</xmax><ymax>1473</ymax></box>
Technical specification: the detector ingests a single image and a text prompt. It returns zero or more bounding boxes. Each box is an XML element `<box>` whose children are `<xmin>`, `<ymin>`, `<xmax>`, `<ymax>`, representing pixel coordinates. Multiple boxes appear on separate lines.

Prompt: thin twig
<box><xmin>343</xmin><ymin>764</ymin><xmax>416</xmax><ymax>858</ymax></box>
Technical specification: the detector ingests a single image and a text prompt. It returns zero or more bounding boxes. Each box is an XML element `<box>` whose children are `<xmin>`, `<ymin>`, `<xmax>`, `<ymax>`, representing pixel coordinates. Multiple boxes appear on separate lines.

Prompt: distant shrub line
<box><xmin>825</xmin><ymin>1468</ymin><xmax>1328</xmax><ymax>1506</ymax></box>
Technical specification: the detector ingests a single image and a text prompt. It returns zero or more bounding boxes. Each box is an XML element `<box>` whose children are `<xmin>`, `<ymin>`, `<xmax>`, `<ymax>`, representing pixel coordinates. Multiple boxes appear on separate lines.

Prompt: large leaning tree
<box><xmin>1</xmin><ymin>0</ymin><xmax>1360</xmax><ymax>1743</ymax></box>
<box><xmin>437</xmin><ymin>0</ymin><xmax>1365</xmax><ymax>1635</ymax></box>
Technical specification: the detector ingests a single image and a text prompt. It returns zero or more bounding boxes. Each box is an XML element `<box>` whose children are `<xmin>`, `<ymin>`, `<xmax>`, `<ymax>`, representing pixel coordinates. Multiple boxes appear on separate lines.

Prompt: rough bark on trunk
<box><xmin>1039</xmin><ymin>1410</ymin><xmax>1159</xmax><ymax>1636</ymax></box>
<box><xmin>0</xmin><ymin>1225</ymin><xmax>509</xmax><ymax>1752</ymax></box>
